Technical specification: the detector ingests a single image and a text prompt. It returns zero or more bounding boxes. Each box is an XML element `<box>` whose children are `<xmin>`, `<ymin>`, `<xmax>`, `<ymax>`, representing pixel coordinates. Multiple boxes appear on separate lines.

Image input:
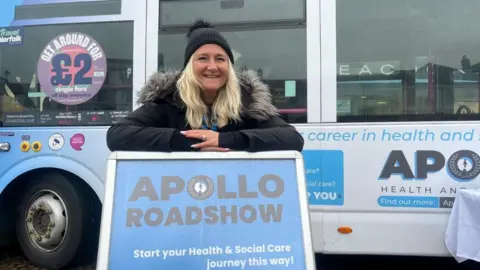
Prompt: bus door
<box><xmin>0</xmin><ymin>0</ymin><xmax>148</xmax><ymax>269</ymax></box>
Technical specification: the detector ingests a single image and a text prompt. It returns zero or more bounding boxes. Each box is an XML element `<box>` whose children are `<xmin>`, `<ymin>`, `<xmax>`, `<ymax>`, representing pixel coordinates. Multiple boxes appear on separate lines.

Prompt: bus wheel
<box><xmin>15</xmin><ymin>172</ymin><xmax>97</xmax><ymax>269</ymax></box>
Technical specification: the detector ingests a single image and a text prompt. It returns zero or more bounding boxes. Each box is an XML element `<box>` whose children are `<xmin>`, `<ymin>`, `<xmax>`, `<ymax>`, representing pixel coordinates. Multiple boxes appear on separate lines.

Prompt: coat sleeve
<box><xmin>106</xmin><ymin>104</ymin><xmax>200</xmax><ymax>152</ymax></box>
<box><xmin>218</xmin><ymin>115</ymin><xmax>304</xmax><ymax>152</ymax></box>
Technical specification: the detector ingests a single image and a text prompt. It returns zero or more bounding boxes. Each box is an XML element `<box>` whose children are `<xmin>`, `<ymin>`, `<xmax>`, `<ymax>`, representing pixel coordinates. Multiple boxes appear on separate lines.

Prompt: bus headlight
<box><xmin>0</xmin><ymin>142</ymin><xmax>11</xmax><ymax>152</ymax></box>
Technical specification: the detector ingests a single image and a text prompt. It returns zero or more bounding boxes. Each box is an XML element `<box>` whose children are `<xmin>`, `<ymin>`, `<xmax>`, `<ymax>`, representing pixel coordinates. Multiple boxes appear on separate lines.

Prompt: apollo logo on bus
<box><xmin>378</xmin><ymin>150</ymin><xmax>480</xmax><ymax>182</ymax></box>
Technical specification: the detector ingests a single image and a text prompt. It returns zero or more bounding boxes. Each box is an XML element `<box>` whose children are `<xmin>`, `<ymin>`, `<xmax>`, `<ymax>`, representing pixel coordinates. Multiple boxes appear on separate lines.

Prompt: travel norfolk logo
<box><xmin>0</xmin><ymin>27</ymin><xmax>23</xmax><ymax>46</ymax></box>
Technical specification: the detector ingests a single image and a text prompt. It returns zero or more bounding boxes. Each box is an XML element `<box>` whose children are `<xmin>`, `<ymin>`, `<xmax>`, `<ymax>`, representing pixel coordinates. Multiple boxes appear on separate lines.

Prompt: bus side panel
<box><xmin>322</xmin><ymin>211</ymin><xmax>450</xmax><ymax>256</ymax></box>
<box><xmin>0</xmin><ymin>127</ymin><xmax>110</xmax><ymax>202</ymax></box>
<box><xmin>297</xmin><ymin>122</ymin><xmax>480</xmax><ymax>256</ymax></box>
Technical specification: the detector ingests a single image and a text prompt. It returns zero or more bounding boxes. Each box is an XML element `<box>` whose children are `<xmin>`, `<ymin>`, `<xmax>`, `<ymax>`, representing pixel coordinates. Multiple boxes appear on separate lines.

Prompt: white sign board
<box><xmin>96</xmin><ymin>151</ymin><xmax>316</xmax><ymax>270</ymax></box>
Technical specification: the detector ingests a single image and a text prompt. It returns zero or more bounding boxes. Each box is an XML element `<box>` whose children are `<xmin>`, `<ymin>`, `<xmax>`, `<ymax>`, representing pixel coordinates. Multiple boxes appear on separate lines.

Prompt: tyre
<box><xmin>15</xmin><ymin>172</ymin><xmax>100</xmax><ymax>269</ymax></box>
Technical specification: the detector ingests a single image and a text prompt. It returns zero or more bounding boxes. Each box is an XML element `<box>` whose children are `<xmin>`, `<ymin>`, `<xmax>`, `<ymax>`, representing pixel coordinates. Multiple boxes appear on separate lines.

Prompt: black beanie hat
<box><xmin>183</xmin><ymin>19</ymin><xmax>235</xmax><ymax>68</ymax></box>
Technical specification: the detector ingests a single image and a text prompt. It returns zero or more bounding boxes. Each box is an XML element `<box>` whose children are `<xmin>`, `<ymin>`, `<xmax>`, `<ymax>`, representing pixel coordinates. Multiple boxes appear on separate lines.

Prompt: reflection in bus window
<box><xmin>336</xmin><ymin>0</ymin><xmax>480</xmax><ymax>122</ymax></box>
<box><xmin>159</xmin><ymin>0</ymin><xmax>304</xmax><ymax>27</ymax></box>
<box><xmin>0</xmin><ymin>21</ymin><xmax>133</xmax><ymax>127</ymax></box>
<box><xmin>158</xmin><ymin>0</ymin><xmax>307</xmax><ymax>123</ymax></box>
<box><xmin>13</xmin><ymin>0</ymin><xmax>122</xmax><ymax>20</ymax></box>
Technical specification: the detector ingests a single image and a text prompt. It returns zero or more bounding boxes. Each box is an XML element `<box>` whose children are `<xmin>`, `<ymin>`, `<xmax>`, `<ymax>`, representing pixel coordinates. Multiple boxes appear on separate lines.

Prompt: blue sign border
<box><xmin>96</xmin><ymin>151</ymin><xmax>316</xmax><ymax>270</ymax></box>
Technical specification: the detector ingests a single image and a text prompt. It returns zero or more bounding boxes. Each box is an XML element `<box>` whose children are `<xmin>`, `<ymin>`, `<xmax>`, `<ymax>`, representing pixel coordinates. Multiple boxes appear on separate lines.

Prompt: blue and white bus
<box><xmin>1</xmin><ymin>0</ymin><xmax>480</xmax><ymax>269</ymax></box>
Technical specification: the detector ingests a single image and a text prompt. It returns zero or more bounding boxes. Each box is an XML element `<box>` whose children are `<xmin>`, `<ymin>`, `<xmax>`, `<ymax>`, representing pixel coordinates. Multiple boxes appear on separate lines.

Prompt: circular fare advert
<box><xmin>37</xmin><ymin>32</ymin><xmax>107</xmax><ymax>105</ymax></box>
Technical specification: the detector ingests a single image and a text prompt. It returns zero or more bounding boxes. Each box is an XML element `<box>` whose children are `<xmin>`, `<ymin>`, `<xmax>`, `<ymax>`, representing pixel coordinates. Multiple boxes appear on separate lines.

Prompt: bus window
<box><xmin>14</xmin><ymin>0</ymin><xmax>121</xmax><ymax>20</ymax></box>
<box><xmin>157</xmin><ymin>0</ymin><xmax>307</xmax><ymax>124</ymax></box>
<box><xmin>336</xmin><ymin>0</ymin><xmax>480</xmax><ymax>122</ymax></box>
<box><xmin>159</xmin><ymin>0</ymin><xmax>304</xmax><ymax>27</ymax></box>
<box><xmin>0</xmin><ymin>21</ymin><xmax>133</xmax><ymax>127</ymax></box>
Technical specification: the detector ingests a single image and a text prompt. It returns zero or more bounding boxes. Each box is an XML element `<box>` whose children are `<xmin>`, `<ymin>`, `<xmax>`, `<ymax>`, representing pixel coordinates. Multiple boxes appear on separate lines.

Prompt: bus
<box><xmin>1</xmin><ymin>0</ymin><xmax>479</xmax><ymax>269</ymax></box>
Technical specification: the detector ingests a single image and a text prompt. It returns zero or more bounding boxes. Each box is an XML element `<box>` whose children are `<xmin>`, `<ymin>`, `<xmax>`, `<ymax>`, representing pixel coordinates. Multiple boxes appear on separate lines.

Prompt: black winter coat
<box><xmin>106</xmin><ymin>70</ymin><xmax>304</xmax><ymax>152</ymax></box>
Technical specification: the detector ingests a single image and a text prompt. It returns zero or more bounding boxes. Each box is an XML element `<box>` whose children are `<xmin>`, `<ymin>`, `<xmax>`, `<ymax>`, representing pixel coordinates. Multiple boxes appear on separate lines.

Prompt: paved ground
<box><xmin>318</xmin><ymin>254</ymin><xmax>479</xmax><ymax>269</ymax></box>
<box><xmin>0</xmin><ymin>246</ymin><xmax>94</xmax><ymax>270</ymax></box>
<box><xmin>1</xmin><ymin>246</ymin><xmax>478</xmax><ymax>269</ymax></box>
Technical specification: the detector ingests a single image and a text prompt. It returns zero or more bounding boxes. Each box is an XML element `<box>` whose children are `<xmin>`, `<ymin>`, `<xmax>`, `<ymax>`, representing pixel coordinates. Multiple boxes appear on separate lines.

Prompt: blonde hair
<box><xmin>176</xmin><ymin>58</ymin><xmax>242</xmax><ymax>129</ymax></box>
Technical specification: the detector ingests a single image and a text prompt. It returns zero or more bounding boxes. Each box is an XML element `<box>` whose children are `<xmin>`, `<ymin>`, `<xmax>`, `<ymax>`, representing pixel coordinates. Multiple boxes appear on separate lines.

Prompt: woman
<box><xmin>106</xmin><ymin>20</ymin><xmax>304</xmax><ymax>153</ymax></box>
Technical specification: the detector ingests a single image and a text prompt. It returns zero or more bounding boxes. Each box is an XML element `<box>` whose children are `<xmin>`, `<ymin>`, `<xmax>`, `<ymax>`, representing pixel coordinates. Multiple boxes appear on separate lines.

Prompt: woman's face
<box><xmin>192</xmin><ymin>44</ymin><xmax>229</xmax><ymax>93</ymax></box>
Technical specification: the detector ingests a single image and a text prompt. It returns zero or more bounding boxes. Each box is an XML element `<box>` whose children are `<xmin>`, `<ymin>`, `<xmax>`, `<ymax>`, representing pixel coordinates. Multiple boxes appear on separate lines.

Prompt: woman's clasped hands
<box><xmin>181</xmin><ymin>130</ymin><xmax>230</xmax><ymax>152</ymax></box>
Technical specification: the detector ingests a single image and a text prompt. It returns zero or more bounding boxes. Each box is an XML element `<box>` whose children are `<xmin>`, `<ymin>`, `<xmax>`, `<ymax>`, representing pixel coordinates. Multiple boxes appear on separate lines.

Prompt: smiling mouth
<box><xmin>204</xmin><ymin>75</ymin><xmax>220</xmax><ymax>79</ymax></box>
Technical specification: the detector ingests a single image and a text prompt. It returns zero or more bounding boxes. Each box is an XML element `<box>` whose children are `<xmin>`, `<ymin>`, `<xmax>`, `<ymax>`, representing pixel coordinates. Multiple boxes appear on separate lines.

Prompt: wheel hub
<box><xmin>25</xmin><ymin>190</ymin><xmax>68</xmax><ymax>252</ymax></box>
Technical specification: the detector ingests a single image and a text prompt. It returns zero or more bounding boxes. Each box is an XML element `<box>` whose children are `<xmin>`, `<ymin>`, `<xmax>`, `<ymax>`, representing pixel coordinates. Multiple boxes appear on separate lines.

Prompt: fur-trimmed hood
<box><xmin>137</xmin><ymin>69</ymin><xmax>278</xmax><ymax>121</ymax></box>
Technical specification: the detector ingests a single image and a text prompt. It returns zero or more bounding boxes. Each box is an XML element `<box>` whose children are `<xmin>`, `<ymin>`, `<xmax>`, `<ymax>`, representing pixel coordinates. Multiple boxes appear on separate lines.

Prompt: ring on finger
<box><xmin>201</xmin><ymin>135</ymin><xmax>206</xmax><ymax>141</ymax></box>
